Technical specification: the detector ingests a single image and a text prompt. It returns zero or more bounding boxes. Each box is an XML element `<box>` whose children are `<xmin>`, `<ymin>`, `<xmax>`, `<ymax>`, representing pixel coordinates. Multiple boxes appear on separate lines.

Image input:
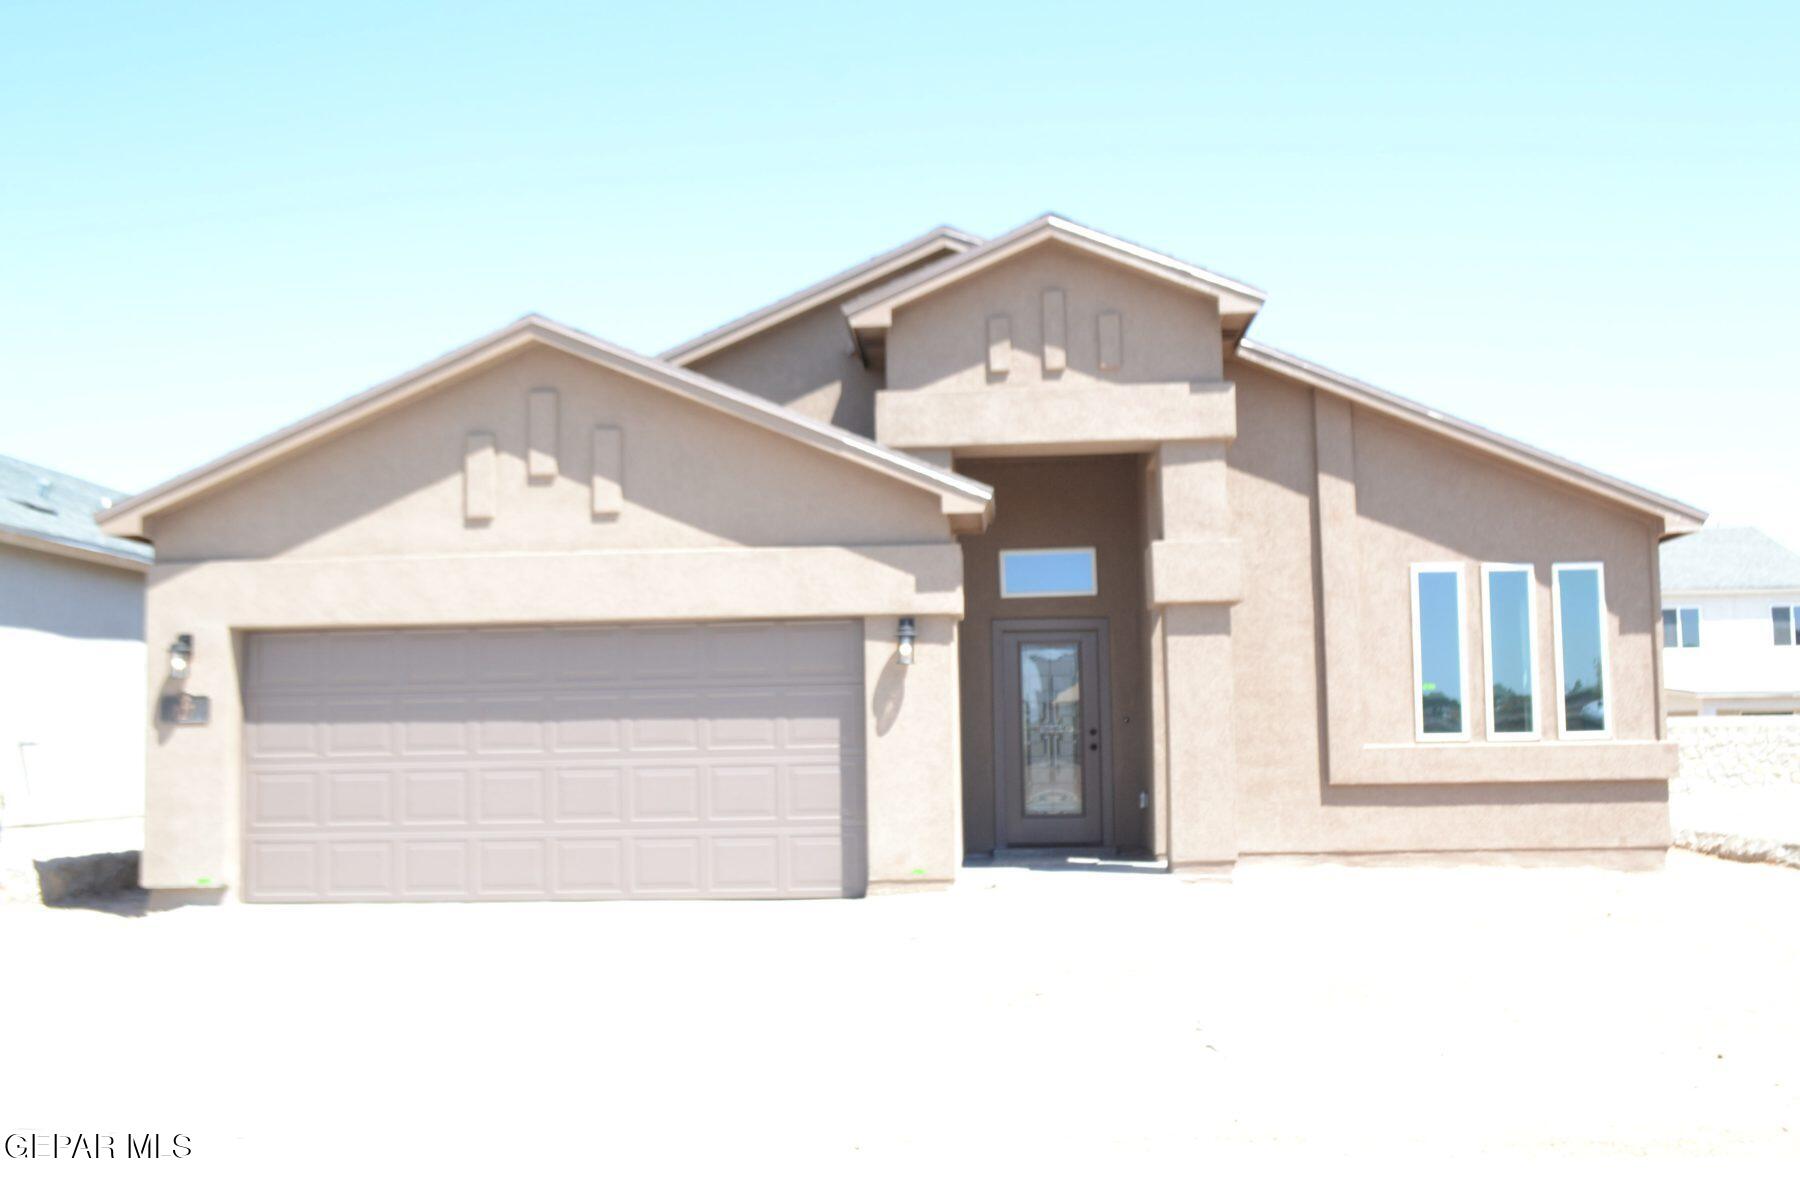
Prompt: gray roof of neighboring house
<box><xmin>1661</xmin><ymin>526</ymin><xmax>1800</xmax><ymax>592</ymax></box>
<box><xmin>0</xmin><ymin>454</ymin><xmax>153</xmax><ymax>568</ymax></box>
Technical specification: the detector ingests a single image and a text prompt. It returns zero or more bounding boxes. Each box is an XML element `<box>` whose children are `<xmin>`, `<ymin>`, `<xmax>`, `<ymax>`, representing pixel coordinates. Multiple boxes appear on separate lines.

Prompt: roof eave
<box><xmin>843</xmin><ymin>215</ymin><xmax>1267</xmax><ymax>334</ymax></box>
<box><xmin>100</xmin><ymin>315</ymin><xmax>994</xmax><ymax>538</ymax></box>
<box><xmin>661</xmin><ymin>226</ymin><xmax>983</xmax><ymax>366</ymax></box>
<box><xmin>1234</xmin><ymin>339</ymin><xmax>1708</xmax><ymax>534</ymax></box>
<box><xmin>0</xmin><ymin>525</ymin><xmax>151</xmax><ymax>572</ymax></box>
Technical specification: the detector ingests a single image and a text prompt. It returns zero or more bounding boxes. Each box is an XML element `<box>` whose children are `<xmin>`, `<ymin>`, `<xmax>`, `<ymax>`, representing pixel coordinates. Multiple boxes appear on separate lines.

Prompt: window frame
<box><xmin>1480</xmin><ymin>562</ymin><xmax>1540</xmax><ymax>742</ymax></box>
<box><xmin>1661</xmin><ymin>606</ymin><xmax>1700</xmax><ymax>648</ymax></box>
<box><xmin>1552</xmin><ymin>562</ymin><xmax>1613</xmax><ymax>740</ymax></box>
<box><xmin>1410</xmin><ymin>562</ymin><xmax>1471</xmax><ymax>743</ymax></box>
<box><xmin>1774</xmin><ymin>605</ymin><xmax>1798</xmax><ymax>648</ymax></box>
<box><xmin>998</xmin><ymin>547</ymin><xmax>1099</xmax><ymax>600</ymax></box>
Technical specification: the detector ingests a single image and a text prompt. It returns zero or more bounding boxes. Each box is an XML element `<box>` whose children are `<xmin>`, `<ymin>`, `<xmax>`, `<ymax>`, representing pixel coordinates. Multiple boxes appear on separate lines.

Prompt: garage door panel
<box><xmin>323</xmin><ymin>632</ymin><xmax>399</xmax><ymax>686</ymax></box>
<box><xmin>479</xmin><ymin>839</ymin><xmax>549</xmax><ymax>896</ymax></box>
<box><xmin>710</xmin><ymin>836</ymin><xmax>780</xmax><ymax>894</ymax></box>
<box><xmin>632</xmin><ymin>838</ymin><xmax>703</xmax><ymax>894</ymax></box>
<box><xmin>551</xmin><ymin>693</ymin><xmax>624</xmax><ymax>752</ymax></box>
<box><xmin>326</xmin><ymin>772</ymin><xmax>393</xmax><ymax>825</ymax></box>
<box><xmin>403</xmin><ymin>840</ymin><xmax>471</xmax><ymax>896</ymax></box>
<box><xmin>247</xmin><ymin>841</ymin><xmax>320</xmax><ymax>900</ymax></box>
<box><xmin>632</xmin><ymin>767</ymin><xmax>702</xmax><ymax>821</ymax></box>
<box><xmin>554</xmin><ymin>628</ymin><xmax>627</xmax><ymax>682</ymax></box>
<box><xmin>554</xmin><ymin>838</ymin><xmax>625</xmax><ymax>895</ymax></box>
<box><xmin>321</xmin><ymin>698</ymin><xmax>395</xmax><ymax>756</ymax></box>
<box><xmin>473</xmin><ymin>695</ymin><xmax>548</xmax><ymax>754</ymax></box>
<box><xmin>710</xmin><ymin>765</ymin><xmax>780</xmax><ymax>821</ymax></box>
<box><xmin>245</xmin><ymin>622</ymin><xmax>863</xmax><ymax>901</ymax></box>
<box><xmin>250</xmin><ymin>773</ymin><xmax>321</xmax><ymax>827</ymax></box>
<box><xmin>327</xmin><ymin>841</ymin><xmax>395</xmax><ymax>897</ymax></box>
<box><xmin>398</xmin><ymin>697</ymin><xmax>469</xmax><ymax>755</ymax></box>
<box><xmin>477</xmin><ymin>770</ymin><xmax>548</xmax><ymax>823</ymax></box>
<box><xmin>628</xmin><ymin>626</ymin><xmax>705</xmax><ymax>681</ymax></box>
<box><xmin>554</xmin><ymin>768</ymin><xmax>624</xmax><ymax>822</ymax></box>
<box><xmin>401</xmin><ymin>772</ymin><xmax>469</xmax><ymax>825</ymax></box>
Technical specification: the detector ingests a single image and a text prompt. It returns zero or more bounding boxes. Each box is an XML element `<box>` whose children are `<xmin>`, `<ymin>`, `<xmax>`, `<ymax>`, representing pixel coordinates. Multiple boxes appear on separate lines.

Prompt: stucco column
<box><xmin>862</xmin><ymin>615</ymin><xmax>962</xmax><ymax>893</ymax></box>
<box><xmin>1147</xmin><ymin>439</ymin><xmax>1241</xmax><ymax>872</ymax></box>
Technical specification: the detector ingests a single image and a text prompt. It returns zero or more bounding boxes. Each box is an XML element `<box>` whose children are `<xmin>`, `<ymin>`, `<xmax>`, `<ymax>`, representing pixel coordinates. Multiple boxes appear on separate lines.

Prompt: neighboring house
<box><xmin>99</xmin><ymin>215</ymin><xmax>1705</xmax><ymax>904</ymax></box>
<box><xmin>0</xmin><ymin>456</ymin><xmax>150</xmax><ymax>831</ymax></box>
<box><xmin>1660</xmin><ymin>526</ymin><xmax>1800</xmax><ymax>716</ymax></box>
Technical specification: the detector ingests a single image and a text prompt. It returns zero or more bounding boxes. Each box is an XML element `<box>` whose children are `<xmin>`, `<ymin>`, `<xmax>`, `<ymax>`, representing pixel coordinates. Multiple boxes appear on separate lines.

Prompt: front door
<box><xmin>995</xmin><ymin>622</ymin><xmax>1107</xmax><ymax>847</ymax></box>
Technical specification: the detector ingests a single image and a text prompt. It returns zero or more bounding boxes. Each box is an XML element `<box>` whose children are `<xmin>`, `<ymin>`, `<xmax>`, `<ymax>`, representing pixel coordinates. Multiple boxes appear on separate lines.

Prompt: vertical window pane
<box><xmin>1679</xmin><ymin>608</ymin><xmax>1700</xmax><ymax>649</ymax></box>
<box><xmin>1662</xmin><ymin>608</ymin><xmax>1678</xmax><ymax>646</ymax></box>
<box><xmin>1558</xmin><ymin>567</ymin><xmax>1607</xmax><ymax>733</ymax></box>
<box><xmin>1487</xmin><ymin>568</ymin><xmax>1535</xmax><ymax>734</ymax></box>
<box><xmin>1416</xmin><ymin>569</ymin><xmax>1464</xmax><ymax>736</ymax></box>
<box><xmin>1776</xmin><ymin>606</ymin><xmax>1794</xmax><ymax>647</ymax></box>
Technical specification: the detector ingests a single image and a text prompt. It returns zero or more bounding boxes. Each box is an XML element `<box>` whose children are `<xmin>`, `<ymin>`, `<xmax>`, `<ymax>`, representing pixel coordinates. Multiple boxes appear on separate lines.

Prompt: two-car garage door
<box><xmin>242</xmin><ymin>621</ymin><xmax>866</xmax><ymax>901</ymax></box>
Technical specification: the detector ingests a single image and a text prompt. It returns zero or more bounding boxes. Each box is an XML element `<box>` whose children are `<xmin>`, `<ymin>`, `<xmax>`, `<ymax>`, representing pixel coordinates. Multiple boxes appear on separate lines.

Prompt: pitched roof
<box><xmin>1235</xmin><ymin>340</ymin><xmax>1707</xmax><ymax>533</ymax></box>
<box><xmin>841</xmin><ymin>214</ymin><xmax>1267</xmax><ymax>334</ymax></box>
<box><xmin>0</xmin><ymin>454</ymin><xmax>152</xmax><ymax>570</ymax></box>
<box><xmin>1660</xmin><ymin>526</ymin><xmax>1800</xmax><ymax>592</ymax></box>
<box><xmin>662</xmin><ymin>226</ymin><xmax>981</xmax><ymax>365</ymax></box>
<box><xmin>99</xmin><ymin>314</ymin><xmax>994</xmax><ymax>539</ymax></box>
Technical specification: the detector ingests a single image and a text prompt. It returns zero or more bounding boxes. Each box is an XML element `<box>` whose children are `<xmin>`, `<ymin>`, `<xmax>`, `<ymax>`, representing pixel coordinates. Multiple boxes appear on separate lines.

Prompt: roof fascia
<box><xmin>661</xmin><ymin>227</ymin><xmax>982</xmax><ymax>366</ymax></box>
<box><xmin>844</xmin><ymin>216</ymin><xmax>1267</xmax><ymax>332</ymax></box>
<box><xmin>0</xmin><ymin>525</ymin><xmax>150</xmax><ymax>572</ymax></box>
<box><xmin>1235</xmin><ymin>339</ymin><xmax>1707</xmax><ymax>534</ymax></box>
<box><xmin>102</xmin><ymin>316</ymin><xmax>993</xmax><ymax>537</ymax></box>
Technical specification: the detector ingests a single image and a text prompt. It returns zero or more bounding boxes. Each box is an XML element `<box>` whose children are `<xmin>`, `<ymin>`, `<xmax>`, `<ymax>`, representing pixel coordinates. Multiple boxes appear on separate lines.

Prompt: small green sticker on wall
<box><xmin>196</xmin><ymin>877</ymin><xmax>214</xmax><ymax>886</ymax></box>
<box><xmin>911</xmin><ymin>868</ymin><xmax>926</xmax><ymax>876</ymax></box>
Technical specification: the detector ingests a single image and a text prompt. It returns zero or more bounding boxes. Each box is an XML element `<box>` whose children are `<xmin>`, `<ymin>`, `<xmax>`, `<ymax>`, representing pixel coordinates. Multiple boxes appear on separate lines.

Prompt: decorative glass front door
<box><xmin>1019</xmin><ymin>642</ymin><xmax>1084</xmax><ymax>816</ymax></box>
<box><xmin>997</xmin><ymin>625</ymin><xmax>1106</xmax><ymax>846</ymax></box>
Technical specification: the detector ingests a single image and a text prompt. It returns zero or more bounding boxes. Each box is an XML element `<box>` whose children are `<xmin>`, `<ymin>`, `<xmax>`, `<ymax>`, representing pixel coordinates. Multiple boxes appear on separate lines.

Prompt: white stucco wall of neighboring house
<box><xmin>0</xmin><ymin>543</ymin><xmax>146</xmax><ymax>828</ymax></box>
<box><xmin>1662</xmin><ymin>588</ymin><xmax>1800</xmax><ymax>714</ymax></box>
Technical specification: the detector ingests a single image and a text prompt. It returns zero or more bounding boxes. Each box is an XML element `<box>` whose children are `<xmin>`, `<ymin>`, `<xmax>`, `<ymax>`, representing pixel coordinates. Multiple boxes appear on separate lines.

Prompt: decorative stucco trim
<box><xmin>1242</xmin><ymin>339</ymin><xmax>1706</xmax><ymax>533</ymax></box>
<box><xmin>661</xmin><ymin>226</ymin><xmax>981</xmax><ymax>365</ymax></box>
<box><xmin>844</xmin><ymin>214</ymin><xmax>1267</xmax><ymax>332</ymax></box>
<box><xmin>876</xmin><ymin>380</ymin><xmax>1236</xmax><ymax>453</ymax></box>
<box><xmin>100</xmin><ymin>314</ymin><xmax>995</xmax><ymax>537</ymax></box>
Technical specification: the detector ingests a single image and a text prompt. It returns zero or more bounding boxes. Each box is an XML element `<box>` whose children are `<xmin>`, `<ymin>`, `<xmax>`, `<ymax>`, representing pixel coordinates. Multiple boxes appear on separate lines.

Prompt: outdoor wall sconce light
<box><xmin>168</xmin><ymin>633</ymin><xmax>194</xmax><ymax>681</ymax></box>
<box><xmin>897</xmin><ymin>617</ymin><xmax>916</xmax><ymax>667</ymax></box>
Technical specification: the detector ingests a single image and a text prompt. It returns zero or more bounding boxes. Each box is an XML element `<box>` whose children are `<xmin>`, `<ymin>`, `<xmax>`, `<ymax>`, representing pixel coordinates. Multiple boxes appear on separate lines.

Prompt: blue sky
<box><xmin>3</xmin><ymin>2</ymin><xmax>1796</xmax><ymax>546</ymax></box>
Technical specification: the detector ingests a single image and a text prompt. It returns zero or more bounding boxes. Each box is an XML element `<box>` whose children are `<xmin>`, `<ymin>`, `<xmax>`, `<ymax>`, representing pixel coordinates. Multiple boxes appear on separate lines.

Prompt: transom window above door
<box><xmin>1000</xmin><ymin>548</ymin><xmax>1098</xmax><ymax>599</ymax></box>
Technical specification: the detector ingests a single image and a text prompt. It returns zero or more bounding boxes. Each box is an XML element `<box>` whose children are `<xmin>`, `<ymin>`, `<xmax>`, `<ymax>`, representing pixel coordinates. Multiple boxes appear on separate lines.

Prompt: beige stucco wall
<box><xmin>683</xmin><ymin>302</ymin><xmax>886</xmax><ymax>439</ymax></box>
<box><xmin>680</xmin><ymin>247</ymin><xmax>966</xmax><ymax>439</ymax></box>
<box><xmin>148</xmin><ymin>345</ymin><xmax>948</xmax><ymax>562</ymax></box>
<box><xmin>953</xmin><ymin>456</ymin><xmax>1150</xmax><ymax>854</ymax></box>
<box><xmin>884</xmin><ymin>243</ymin><xmax>1224</xmax><ymax>394</ymax></box>
<box><xmin>135</xmin><ymin>345</ymin><xmax>967</xmax><ymax>894</ymax></box>
<box><xmin>1226</xmin><ymin>360</ymin><xmax>1671</xmax><ymax>854</ymax></box>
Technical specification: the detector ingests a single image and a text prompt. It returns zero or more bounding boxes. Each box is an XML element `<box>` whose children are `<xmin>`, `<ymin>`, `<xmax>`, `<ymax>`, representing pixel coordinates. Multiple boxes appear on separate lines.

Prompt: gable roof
<box><xmin>99</xmin><ymin>314</ymin><xmax>994</xmax><ymax>539</ymax></box>
<box><xmin>1661</xmin><ymin>526</ymin><xmax>1800</xmax><ymax>592</ymax></box>
<box><xmin>1235</xmin><ymin>340</ymin><xmax>1707</xmax><ymax>534</ymax></box>
<box><xmin>0</xmin><ymin>454</ymin><xmax>151</xmax><ymax>571</ymax></box>
<box><xmin>841</xmin><ymin>214</ymin><xmax>1267</xmax><ymax>335</ymax></box>
<box><xmin>662</xmin><ymin>226</ymin><xmax>981</xmax><ymax>366</ymax></box>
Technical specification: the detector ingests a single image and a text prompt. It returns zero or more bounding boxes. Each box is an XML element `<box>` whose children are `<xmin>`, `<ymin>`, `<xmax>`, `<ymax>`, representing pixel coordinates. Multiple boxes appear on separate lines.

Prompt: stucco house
<box><xmin>0</xmin><ymin>455</ymin><xmax>150</xmax><ymax>833</ymax></box>
<box><xmin>1661</xmin><ymin>526</ymin><xmax>1800</xmax><ymax>716</ymax></box>
<box><xmin>99</xmin><ymin>215</ymin><xmax>1706</xmax><ymax>904</ymax></box>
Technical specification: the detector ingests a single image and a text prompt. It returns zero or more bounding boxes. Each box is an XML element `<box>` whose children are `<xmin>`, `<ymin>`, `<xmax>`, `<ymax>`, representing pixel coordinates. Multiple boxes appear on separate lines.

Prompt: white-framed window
<box><xmin>999</xmin><ymin>548</ymin><xmax>1098</xmax><ymax>599</ymax></box>
<box><xmin>1662</xmin><ymin>606</ymin><xmax>1701</xmax><ymax>648</ymax></box>
<box><xmin>1553</xmin><ymin>563</ymin><xmax>1612</xmax><ymax>739</ymax></box>
<box><xmin>1410</xmin><ymin>563</ymin><xmax>1469</xmax><ymax>741</ymax></box>
<box><xmin>1481</xmin><ymin>563</ymin><xmax>1540</xmax><ymax>740</ymax></box>
<box><xmin>1773</xmin><ymin>605</ymin><xmax>1799</xmax><ymax>647</ymax></box>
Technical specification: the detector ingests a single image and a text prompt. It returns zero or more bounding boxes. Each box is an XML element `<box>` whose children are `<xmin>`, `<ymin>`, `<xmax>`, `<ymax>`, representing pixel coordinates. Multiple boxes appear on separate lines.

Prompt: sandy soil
<box><xmin>2</xmin><ymin>851</ymin><xmax>1796</xmax><ymax>1195</ymax></box>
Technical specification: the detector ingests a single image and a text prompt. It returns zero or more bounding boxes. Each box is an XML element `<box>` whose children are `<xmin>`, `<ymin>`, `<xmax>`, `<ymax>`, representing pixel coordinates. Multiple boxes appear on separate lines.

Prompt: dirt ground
<box><xmin>2</xmin><ymin>850</ymin><xmax>1796</xmax><ymax>1195</ymax></box>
